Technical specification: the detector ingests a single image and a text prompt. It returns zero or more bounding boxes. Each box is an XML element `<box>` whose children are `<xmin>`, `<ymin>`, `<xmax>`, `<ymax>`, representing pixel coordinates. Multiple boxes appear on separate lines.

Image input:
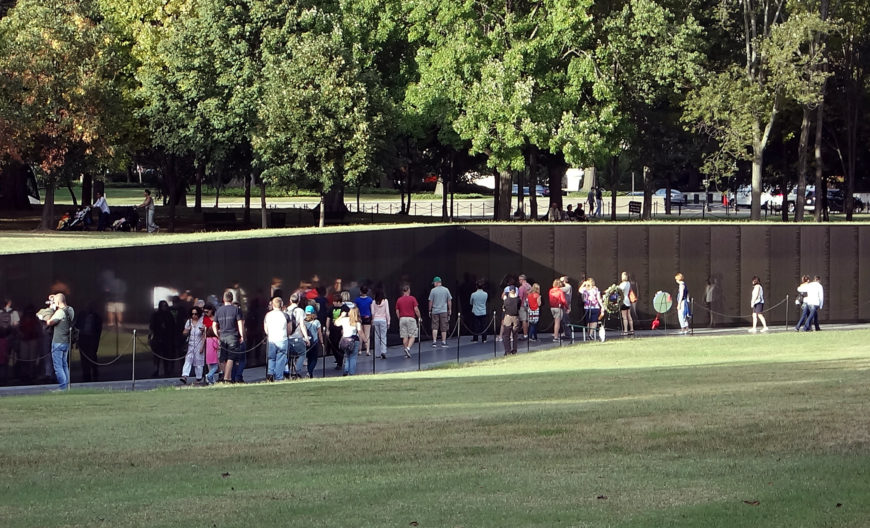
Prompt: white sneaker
<box><xmin>761</xmin><ymin>327</ymin><xmax>769</xmax><ymax>332</ymax></box>
<box><xmin>748</xmin><ymin>328</ymin><xmax>757</xmax><ymax>333</ymax></box>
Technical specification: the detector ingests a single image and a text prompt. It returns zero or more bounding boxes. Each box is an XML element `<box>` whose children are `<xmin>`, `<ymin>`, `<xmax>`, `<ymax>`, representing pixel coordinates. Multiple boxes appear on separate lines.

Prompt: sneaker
<box><xmin>748</xmin><ymin>328</ymin><xmax>757</xmax><ymax>333</ymax></box>
<box><xmin>761</xmin><ymin>327</ymin><xmax>769</xmax><ymax>332</ymax></box>
<box><xmin>380</xmin><ymin>353</ymin><xmax>387</xmax><ymax>359</ymax></box>
<box><xmin>441</xmin><ymin>342</ymin><xmax>449</xmax><ymax>348</ymax></box>
<box><xmin>432</xmin><ymin>342</ymin><xmax>438</xmax><ymax>347</ymax></box>
<box><xmin>266</xmin><ymin>374</ymin><xmax>274</xmax><ymax>382</ymax></box>
<box><xmin>404</xmin><ymin>347</ymin><xmax>411</xmax><ymax>358</ymax></box>
<box><xmin>179</xmin><ymin>377</ymin><xmax>187</xmax><ymax>384</ymax></box>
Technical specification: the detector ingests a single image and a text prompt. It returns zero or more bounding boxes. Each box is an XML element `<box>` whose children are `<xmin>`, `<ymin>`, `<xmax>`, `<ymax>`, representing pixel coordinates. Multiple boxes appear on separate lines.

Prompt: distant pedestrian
<box><xmin>93</xmin><ymin>191</ymin><xmax>110</xmax><ymax>231</ymax></box>
<box><xmin>595</xmin><ymin>186</ymin><xmax>603</xmax><ymax>217</ymax></box>
<box><xmin>469</xmin><ymin>280</ymin><xmax>488</xmax><ymax>343</ymax></box>
<box><xmin>371</xmin><ymin>287</ymin><xmax>390</xmax><ymax>359</ymax></box>
<box><xmin>527</xmin><ymin>283</ymin><xmax>541</xmax><ymax>341</ymax></box>
<box><xmin>675</xmin><ymin>273</ymin><xmax>690</xmax><ymax>334</ymax></box>
<box><xmin>396</xmin><ymin>285</ymin><xmax>420</xmax><ymax>358</ymax></box>
<box><xmin>428</xmin><ymin>276</ymin><xmax>452</xmax><ymax>348</ymax></box>
<box><xmin>354</xmin><ymin>286</ymin><xmax>374</xmax><ymax>356</ymax></box>
<box><xmin>618</xmin><ymin>272</ymin><xmax>634</xmax><ymax>335</ymax></box>
<box><xmin>501</xmin><ymin>286</ymin><xmax>520</xmax><ymax>355</ymax></box>
<box><xmin>136</xmin><ymin>189</ymin><xmax>159</xmax><ymax>233</ymax></box>
<box><xmin>549</xmin><ymin>279</ymin><xmax>568</xmax><ymax>342</ymax></box>
<box><xmin>337</xmin><ymin>307</ymin><xmax>362</xmax><ymax>376</ymax></box>
<box><xmin>748</xmin><ymin>276</ymin><xmax>769</xmax><ymax>333</ymax></box>
<box><xmin>214</xmin><ymin>291</ymin><xmax>245</xmax><ymax>383</ymax></box>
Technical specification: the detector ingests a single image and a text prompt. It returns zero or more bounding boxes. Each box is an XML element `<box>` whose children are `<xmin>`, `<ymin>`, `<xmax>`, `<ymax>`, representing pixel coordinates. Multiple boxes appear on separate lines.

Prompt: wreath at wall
<box><xmin>602</xmin><ymin>284</ymin><xmax>623</xmax><ymax>315</ymax></box>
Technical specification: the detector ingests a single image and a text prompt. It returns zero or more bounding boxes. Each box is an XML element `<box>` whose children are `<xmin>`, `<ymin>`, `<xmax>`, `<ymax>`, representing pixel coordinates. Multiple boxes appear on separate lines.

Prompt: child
<box><xmin>304</xmin><ymin>305</ymin><xmax>324</xmax><ymax>378</ymax></box>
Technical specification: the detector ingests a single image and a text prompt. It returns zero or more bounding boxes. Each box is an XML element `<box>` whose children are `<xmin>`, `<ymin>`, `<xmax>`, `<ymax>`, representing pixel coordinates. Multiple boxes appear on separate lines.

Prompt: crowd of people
<box><xmin>0</xmin><ymin>270</ymin><xmax>830</xmax><ymax>390</ymax></box>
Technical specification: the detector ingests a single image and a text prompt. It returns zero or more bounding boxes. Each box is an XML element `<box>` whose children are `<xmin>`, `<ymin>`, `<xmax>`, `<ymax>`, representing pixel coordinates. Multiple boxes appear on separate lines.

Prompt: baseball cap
<box><xmin>305</xmin><ymin>305</ymin><xmax>315</xmax><ymax>314</ymax></box>
<box><xmin>433</xmin><ymin>276</ymin><xmax>442</xmax><ymax>283</ymax></box>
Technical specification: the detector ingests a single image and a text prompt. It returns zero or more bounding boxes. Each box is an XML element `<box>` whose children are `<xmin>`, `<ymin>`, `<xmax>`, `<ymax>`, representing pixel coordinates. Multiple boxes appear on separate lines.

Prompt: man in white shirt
<box><xmin>94</xmin><ymin>191</ymin><xmax>110</xmax><ymax>231</ymax></box>
<box><xmin>286</xmin><ymin>293</ymin><xmax>310</xmax><ymax>379</ymax></box>
<box><xmin>263</xmin><ymin>297</ymin><xmax>291</xmax><ymax>382</ymax></box>
<box><xmin>797</xmin><ymin>276</ymin><xmax>823</xmax><ymax>331</ymax></box>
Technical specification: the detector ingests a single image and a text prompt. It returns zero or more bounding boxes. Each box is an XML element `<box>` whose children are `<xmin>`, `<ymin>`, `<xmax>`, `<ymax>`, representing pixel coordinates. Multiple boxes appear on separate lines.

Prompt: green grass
<box><xmin>1</xmin><ymin>330</ymin><xmax>868</xmax><ymax>527</ymax></box>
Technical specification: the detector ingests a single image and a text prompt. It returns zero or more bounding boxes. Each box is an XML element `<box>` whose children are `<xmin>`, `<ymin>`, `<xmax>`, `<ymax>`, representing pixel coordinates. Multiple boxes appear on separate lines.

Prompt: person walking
<box><xmin>549</xmin><ymin>279</ymin><xmax>568</xmax><ymax>342</ymax></box>
<box><xmin>203</xmin><ymin>306</ymin><xmax>220</xmax><ymax>385</ymax></box>
<box><xmin>45</xmin><ymin>293</ymin><xmax>74</xmax><ymax>391</ymax></box>
<box><xmin>748</xmin><ymin>276</ymin><xmax>769</xmax><ymax>333</ymax></box>
<box><xmin>180</xmin><ymin>307</ymin><xmax>206</xmax><ymax>384</ymax></box>
<box><xmin>136</xmin><ymin>189</ymin><xmax>159</xmax><ymax>233</ymax></box>
<box><xmin>263</xmin><ymin>297</ymin><xmax>291</xmax><ymax>382</ymax></box>
<box><xmin>303</xmin><ymin>305</ymin><xmax>324</xmax><ymax>378</ymax></box>
<box><xmin>579</xmin><ymin>278</ymin><xmax>603</xmax><ymax>339</ymax></box>
<box><xmin>527</xmin><ymin>283</ymin><xmax>541</xmax><ymax>341</ymax></box>
<box><xmin>371</xmin><ymin>287</ymin><xmax>390</xmax><ymax>359</ymax></box>
<box><xmin>501</xmin><ymin>286</ymin><xmax>521</xmax><ymax>355</ymax></box>
<box><xmin>675</xmin><ymin>273</ymin><xmax>691</xmax><ymax>334</ymax></box>
<box><xmin>354</xmin><ymin>286</ymin><xmax>374</xmax><ymax>356</ymax></box>
<box><xmin>810</xmin><ymin>276</ymin><xmax>824</xmax><ymax>331</ymax></box>
<box><xmin>214</xmin><ymin>291</ymin><xmax>245</xmax><ymax>383</ymax></box>
<box><xmin>285</xmin><ymin>293</ymin><xmax>310</xmax><ymax>380</ymax></box>
<box><xmin>797</xmin><ymin>276</ymin><xmax>823</xmax><ymax>331</ymax></box>
<box><xmin>337</xmin><ymin>307</ymin><xmax>362</xmax><ymax>376</ymax></box>
<box><xmin>428</xmin><ymin>276</ymin><xmax>452</xmax><ymax>348</ymax></box>
<box><xmin>396</xmin><ymin>285</ymin><xmax>420</xmax><ymax>358</ymax></box>
<box><xmin>794</xmin><ymin>275</ymin><xmax>812</xmax><ymax>331</ymax></box>
<box><xmin>595</xmin><ymin>186</ymin><xmax>603</xmax><ymax>217</ymax></box>
<box><xmin>618</xmin><ymin>272</ymin><xmax>634</xmax><ymax>336</ymax></box>
<box><xmin>93</xmin><ymin>191</ymin><xmax>110</xmax><ymax>231</ymax></box>
<box><xmin>469</xmin><ymin>280</ymin><xmax>489</xmax><ymax>343</ymax></box>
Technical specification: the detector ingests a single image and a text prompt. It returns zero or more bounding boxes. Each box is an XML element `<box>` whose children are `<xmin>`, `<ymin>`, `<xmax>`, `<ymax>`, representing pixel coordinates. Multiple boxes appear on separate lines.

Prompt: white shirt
<box><xmin>798</xmin><ymin>282</ymin><xmax>823</xmax><ymax>307</ymax></box>
<box><xmin>94</xmin><ymin>196</ymin><xmax>110</xmax><ymax>214</ymax></box>
<box><xmin>264</xmin><ymin>309</ymin><xmax>290</xmax><ymax>343</ymax></box>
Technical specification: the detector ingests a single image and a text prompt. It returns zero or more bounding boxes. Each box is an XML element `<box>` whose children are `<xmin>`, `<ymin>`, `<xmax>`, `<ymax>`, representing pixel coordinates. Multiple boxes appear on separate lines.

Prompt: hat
<box><xmin>508</xmin><ymin>285</ymin><xmax>517</xmax><ymax>293</ymax></box>
<box><xmin>432</xmin><ymin>276</ymin><xmax>442</xmax><ymax>283</ymax></box>
<box><xmin>305</xmin><ymin>305</ymin><xmax>316</xmax><ymax>314</ymax></box>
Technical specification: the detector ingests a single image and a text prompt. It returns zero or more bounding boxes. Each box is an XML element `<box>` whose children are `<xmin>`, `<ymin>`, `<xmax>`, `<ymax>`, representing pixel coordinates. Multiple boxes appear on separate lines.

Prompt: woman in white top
<box><xmin>181</xmin><ymin>307</ymin><xmax>206</xmax><ymax>384</ymax></box>
<box><xmin>371</xmin><ymin>288</ymin><xmax>391</xmax><ymax>359</ymax></box>
<box><xmin>749</xmin><ymin>276</ymin><xmax>769</xmax><ymax>333</ymax></box>
<box><xmin>337</xmin><ymin>307</ymin><xmax>362</xmax><ymax>376</ymax></box>
<box><xmin>618</xmin><ymin>272</ymin><xmax>634</xmax><ymax>335</ymax></box>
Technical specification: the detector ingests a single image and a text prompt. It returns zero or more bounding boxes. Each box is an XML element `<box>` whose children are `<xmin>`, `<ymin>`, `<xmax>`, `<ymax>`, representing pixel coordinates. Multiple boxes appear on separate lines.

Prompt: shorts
<box><xmin>219</xmin><ymin>335</ymin><xmax>244</xmax><ymax>362</ymax></box>
<box><xmin>399</xmin><ymin>317</ymin><xmax>418</xmax><ymax>338</ymax></box>
<box><xmin>518</xmin><ymin>305</ymin><xmax>529</xmax><ymax>322</ymax></box>
<box><xmin>620</xmin><ymin>304</ymin><xmax>631</xmax><ymax>311</ymax></box>
<box><xmin>106</xmin><ymin>301</ymin><xmax>125</xmax><ymax>314</ymax></box>
<box><xmin>550</xmin><ymin>307</ymin><xmax>563</xmax><ymax>319</ymax></box>
<box><xmin>432</xmin><ymin>312</ymin><xmax>449</xmax><ymax>332</ymax></box>
<box><xmin>585</xmin><ymin>307</ymin><xmax>601</xmax><ymax>322</ymax></box>
<box><xmin>753</xmin><ymin>303</ymin><xmax>764</xmax><ymax>313</ymax></box>
<box><xmin>361</xmin><ymin>315</ymin><xmax>372</xmax><ymax>325</ymax></box>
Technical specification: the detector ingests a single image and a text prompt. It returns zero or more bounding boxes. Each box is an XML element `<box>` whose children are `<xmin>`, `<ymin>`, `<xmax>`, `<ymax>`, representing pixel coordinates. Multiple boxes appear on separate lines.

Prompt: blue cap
<box><xmin>305</xmin><ymin>305</ymin><xmax>316</xmax><ymax>314</ymax></box>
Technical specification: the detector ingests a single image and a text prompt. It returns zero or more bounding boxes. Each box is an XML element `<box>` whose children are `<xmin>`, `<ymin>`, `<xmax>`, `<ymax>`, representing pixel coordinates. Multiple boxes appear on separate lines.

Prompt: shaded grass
<box><xmin>0</xmin><ymin>331</ymin><xmax>869</xmax><ymax>527</ymax></box>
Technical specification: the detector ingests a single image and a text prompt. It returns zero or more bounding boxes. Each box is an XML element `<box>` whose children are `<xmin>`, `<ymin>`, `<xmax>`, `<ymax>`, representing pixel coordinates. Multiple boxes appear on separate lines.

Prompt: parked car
<box><xmin>731</xmin><ymin>185</ymin><xmax>772</xmax><ymax>210</ymax></box>
<box><xmin>654</xmin><ymin>188</ymin><xmax>684</xmax><ymax>205</ymax></box>
<box><xmin>511</xmin><ymin>184</ymin><xmax>549</xmax><ymax>197</ymax></box>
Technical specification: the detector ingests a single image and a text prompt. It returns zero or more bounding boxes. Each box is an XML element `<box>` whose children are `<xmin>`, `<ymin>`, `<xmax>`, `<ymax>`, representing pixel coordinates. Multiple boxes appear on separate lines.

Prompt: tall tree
<box><xmin>0</xmin><ymin>0</ymin><xmax>128</xmax><ymax>228</ymax></box>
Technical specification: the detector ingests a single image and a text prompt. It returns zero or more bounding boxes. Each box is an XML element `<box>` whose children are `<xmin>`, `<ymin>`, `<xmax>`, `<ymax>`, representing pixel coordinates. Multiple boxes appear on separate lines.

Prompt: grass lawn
<box><xmin>1</xmin><ymin>330</ymin><xmax>868</xmax><ymax>527</ymax></box>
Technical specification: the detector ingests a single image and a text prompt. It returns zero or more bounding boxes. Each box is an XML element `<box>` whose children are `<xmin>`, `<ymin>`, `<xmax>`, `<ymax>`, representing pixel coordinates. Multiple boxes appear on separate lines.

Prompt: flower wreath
<box><xmin>602</xmin><ymin>284</ymin><xmax>623</xmax><ymax>315</ymax></box>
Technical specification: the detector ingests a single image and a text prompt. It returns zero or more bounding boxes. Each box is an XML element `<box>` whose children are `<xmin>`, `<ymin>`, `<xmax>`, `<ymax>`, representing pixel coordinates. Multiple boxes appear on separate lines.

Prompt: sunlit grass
<box><xmin>1</xmin><ymin>330</ymin><xmax>868</xmax><ymax>527</ymax></box>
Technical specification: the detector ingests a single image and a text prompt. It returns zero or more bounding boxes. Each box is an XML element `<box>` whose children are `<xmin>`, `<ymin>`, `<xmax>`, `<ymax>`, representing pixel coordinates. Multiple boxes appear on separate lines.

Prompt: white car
<box><xmin>731</xmin><ymin>185</ymin><xmax>772</xmax><ymax>210</ymax></box>
<box><xmin>654</xmin><ymin>188</ymin><xmax>684</xmax><ymax>205</ymax></box>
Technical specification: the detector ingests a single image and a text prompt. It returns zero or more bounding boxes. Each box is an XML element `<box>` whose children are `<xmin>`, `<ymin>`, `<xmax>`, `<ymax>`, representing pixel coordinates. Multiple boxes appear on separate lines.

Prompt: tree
<box><xmin>0</xmin><ymin>0</ymin><xmax>128</xmax><ymax>228</ymax></box>
<box><xmin>254</xmin><ymin>19</ymin><xmax>384</xmax><ymax>227</ymax></box>
<box><xmin>684</xmin><ymin>1</ymin><xmax>829</xmax><ymax>220</ymax></box>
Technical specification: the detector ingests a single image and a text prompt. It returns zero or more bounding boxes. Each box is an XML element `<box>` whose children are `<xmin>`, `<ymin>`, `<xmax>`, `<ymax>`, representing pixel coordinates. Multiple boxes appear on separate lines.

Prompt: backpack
<box><xmin>0</xmin><ymin>310</ymin><xmax>11</xmax><ymax>330</ymax></box>
<box><xmin>287</xmin><ymin>306</ymin><xmax>302</xmax><ymax>336</ymax></box>
<box><xmin>65</xmin><ymin>308</ymin><xmax>80</xmax><ymax>346</ymax></box>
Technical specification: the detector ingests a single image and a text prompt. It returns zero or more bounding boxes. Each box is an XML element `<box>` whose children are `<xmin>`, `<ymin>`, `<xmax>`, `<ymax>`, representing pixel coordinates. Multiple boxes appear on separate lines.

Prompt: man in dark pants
<box><xmin>149</xmin><ymin>301</ymin><xmax>175</xmax><ymax>377</ymax></box>
<box><xmin>214</xmin><ymin>292</ymin><xmax>245</xmax><ymax>383</ymax></box>
<box><xmin>501</xmin><ymin>286</ymin><xmax>521</xmax><ymax>355</ymax></box>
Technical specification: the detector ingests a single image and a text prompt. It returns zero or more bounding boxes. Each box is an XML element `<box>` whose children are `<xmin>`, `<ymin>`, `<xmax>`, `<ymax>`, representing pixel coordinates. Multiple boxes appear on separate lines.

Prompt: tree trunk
<box><xmin>546</xmin><ymin>157</ymin><xmax>566</xmax><ymax>214</ymax></box>
<box><xmin>449</xmin><ymin>152</ymin><xmax>455</xmax><ymax>222</ymax></box>
<box><xmin>40</xmin><ymin>178</ymin><xmax>56</xmax><ymax>230</ymax></box>
<box><xmin>66</xmin><ymin>180</ymin><xmax>78</xmax><ymax>207</ymax></box>
<box><xmin>319</xmin><ymin>193</ymin><xmax>325</xmax><ymax>228</ymax></box>
<box><xmin>750</xmin><ymin>142</ymin><xmax>764</xmax><ymax>221</ymax></box>
<box><xmin>516</xmin><ymin>166</ymin><xmax>525</xmax><ymax>220</ymax></box>
<box><xmin>814</xmin><ymin>98</ymin><xmax>826</xmax><ymax>222</ymax></box>
<box><xmin>496</xmin><ymin>170</ymin><xmax>512</xmax><ymax>220</ymax></box>
<box><xmin>81</xmin><ymin>173</ymin><xmax>93</xmax><ymax>207</ymax></box>
<box><xmin>528</xmin><ymin>148</ymin><xmax>538</xmax><ymax>220</ymax></box>
<box><xmin>493</xmin><ymin>171</ymin><xmax>501</xmax><ymax>220</ymax></box>
<box><xmin>642</xmin><ymin>166</ymin><xmax>653</xmax><ymax>220</ymax></box>
<box><xmin>167</xmin><ymin>156</ymin><xmax>178</xmax><ymax>233</ymax></box>
<box><xmin>260</xmin><ymin>180</ymin><xmax>267</xmax><ymax>228</ymax></box>
<box><xmin>194</xmin><ymin>164</ymin><xmax>204</xmax><ymax>213</ymax></box>
<box><xmin>795</xmin><ymin>106</ymin><xmax>811</xmax><ymax>222</ymax></box>
<box><xmin>441</xmin><ymin>176</ymin><xmax>448</xmax><ymax>220</ymax></box>
<box><xmin>610</xmin><ymin>156</ymin><xmax>619</xmax><ymax>221</ymax></box>
<box><xmin>215</xmin><ymin>184</ymin><xmax>220</xmax><ymax>208</ymax></box>
<box><xmin>243</xmin><ymin>172</ymin><xmax>251</xmax><ymax>225</ymax></box>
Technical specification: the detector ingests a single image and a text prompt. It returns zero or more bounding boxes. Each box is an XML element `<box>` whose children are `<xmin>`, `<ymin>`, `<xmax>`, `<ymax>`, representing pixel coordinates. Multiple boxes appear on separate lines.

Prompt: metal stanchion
<box><xmin>785</xmin><ymin>295</ymin><xmax>789</xmax><ymax>329</ymax></box>
<box><xmin>492</xmin><ymin>311</ymin><xmax>497</xmax><ymax>358</ymax></box>
<box><xmin>131</xmin><ymin>329</ymin><xmax>137</xmax><ymax>391</ymax></box>
<box><xmin>690</xmin><ymin>298</ymin><xmax>694</xmax><ymax>335</ymax></box>
<box><xmin>456</xmin><ymin>312</ymin><xmax>461</xmax><ymax>364</ymax></box>
<box><xmin>417</xmin><ymin>320</ymin><xmax>422</xmax><ymax>371</ymax></box>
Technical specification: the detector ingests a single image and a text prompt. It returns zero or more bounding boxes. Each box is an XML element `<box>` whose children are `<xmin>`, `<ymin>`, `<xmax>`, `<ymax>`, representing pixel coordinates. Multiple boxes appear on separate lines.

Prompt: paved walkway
<box><xmin>2</xmin><ymin>323</ymin><xmax>866</xmax><ymax>396</ymax></box>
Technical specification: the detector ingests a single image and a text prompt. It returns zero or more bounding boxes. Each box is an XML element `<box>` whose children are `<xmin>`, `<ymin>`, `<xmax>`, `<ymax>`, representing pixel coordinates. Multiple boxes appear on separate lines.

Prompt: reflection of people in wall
<box><xmin>101</xmin><ymin>270</ymin><xmax>127</xmax><ymax>328</ymax></box>
<box><xmin>76</xmin><ymin>302</ymin><xmax>103</xmax><ymax>382</ymax></box>
<box><xmin>149</xmin><ymin>300</ymin><xmax>176</xmax><ymax>378</ymax></box>
<box><xmin>704</xmin><ymin>277</ymin><xmax>716</xmax><ymax>327</ymax></box>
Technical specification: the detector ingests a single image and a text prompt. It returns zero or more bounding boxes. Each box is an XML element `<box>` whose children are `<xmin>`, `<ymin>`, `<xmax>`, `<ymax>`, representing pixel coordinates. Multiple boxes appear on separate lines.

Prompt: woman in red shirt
<box><xmin>548</xmin><ymin>279</ymin><xmax>568</xmax><ymax>341</ymax></box>
<box><xmin>527</xmin><ymin>283</ymin><xmax>542</xmax><ymax>341</ymax></box>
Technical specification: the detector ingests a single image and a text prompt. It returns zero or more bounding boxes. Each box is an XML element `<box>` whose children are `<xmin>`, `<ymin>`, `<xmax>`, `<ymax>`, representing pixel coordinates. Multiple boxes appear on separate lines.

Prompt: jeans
<box><xmin>372</xmin><ymin>319</ymin><xmax>388</xmax><ymax>357</ymax></box>
<box><xmin>796</xmin><ymin>303</ymin><xmax>810</xmax><ymax>330</ymax></box>
<box><xmin>529</xmin><ymin>322</ymin><xmax>538</xmax><ymax>340</ymax></box>
<box><xmin>268</xmin><ymin>339</ymin><xmax>289</xmax><ymax>380</ymax></box>
<box><xmin>206</xmin><ymin>363</ymin><xmax>219</xmax><ymax>384</ymax></box>
<box><xmin>803</xmin><ymin>305</ymin><xmax>819</xmax><ymax>331</ymax></box>
<box><xmin>678</xmin><ymin>301</ymin><xmax>689</xmax><ymax>329</ymax></box>
<box><xmin>289</xmin><ymin>337</ymin><xmax>307</xmax><ymax>377</ymax></box>
<box><xmin>51</xmin><ymin>342</ymin><xmax>70</xmax><ymax>390</ymax></box>
<box><xmin>344</xmin><ymin>338</ymin><xmax>360</xmax><ymax>375</ymax></box>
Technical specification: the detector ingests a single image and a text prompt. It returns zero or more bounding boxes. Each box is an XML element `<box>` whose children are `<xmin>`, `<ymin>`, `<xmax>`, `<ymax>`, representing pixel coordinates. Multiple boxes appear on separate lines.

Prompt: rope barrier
<box><xmin>693</xmin><ymin>296</ymin><xmax>788</xmax><ymax>319</ymax></box>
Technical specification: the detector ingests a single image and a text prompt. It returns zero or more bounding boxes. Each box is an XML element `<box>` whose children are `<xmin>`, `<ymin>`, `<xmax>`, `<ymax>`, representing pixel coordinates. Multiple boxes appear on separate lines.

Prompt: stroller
<box><xmin>111</xmin><ymin>207</ymin><xmax>141</xmax><ymax>232</ymax></box>
<box><xmin>57</xmin><ymin>206</ymin><xmax>91</xmax><ymax>231</ymax></box>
